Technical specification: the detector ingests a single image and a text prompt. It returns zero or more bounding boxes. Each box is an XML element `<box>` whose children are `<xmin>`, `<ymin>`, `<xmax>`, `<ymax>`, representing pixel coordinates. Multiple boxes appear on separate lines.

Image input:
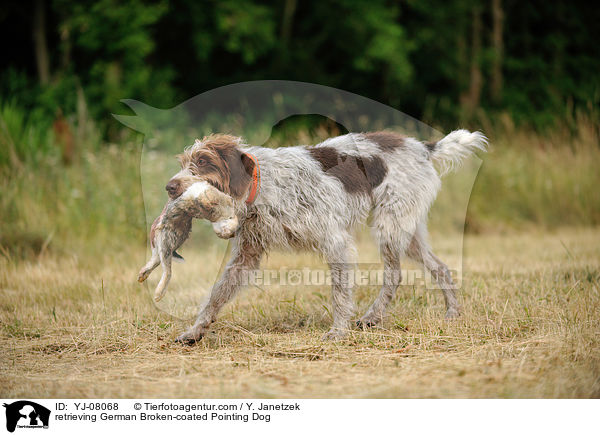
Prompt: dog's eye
<box><xmin>197</xmin><ymin>158</ymin><xmax>206</xmax><ymax>166</ymax></box>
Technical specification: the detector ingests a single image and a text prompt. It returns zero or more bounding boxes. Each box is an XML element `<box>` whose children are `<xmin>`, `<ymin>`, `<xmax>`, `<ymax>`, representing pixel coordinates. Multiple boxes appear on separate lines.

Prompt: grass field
<box><xmin>1</xmin><ymin>227</ymin><xmax>599</xmax><ymax>398</ymax></box>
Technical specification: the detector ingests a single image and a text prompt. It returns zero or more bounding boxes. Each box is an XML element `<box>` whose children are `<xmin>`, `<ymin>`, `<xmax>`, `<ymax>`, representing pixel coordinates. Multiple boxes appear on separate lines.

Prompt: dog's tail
<box><xmin>428</xmin><ymin>129</ymin><xmax>488</xmax><ymax>175</ymax></box>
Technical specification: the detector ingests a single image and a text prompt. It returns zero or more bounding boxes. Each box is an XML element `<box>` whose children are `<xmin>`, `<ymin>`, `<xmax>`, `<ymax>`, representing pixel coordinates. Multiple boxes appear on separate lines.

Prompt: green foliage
<box><xmin>57</xmin><ymin>0</ymin><xmax>176</xmax><ymax>120</ymax></box>
<box><xmin>1</xmin><ymin>0</ymin><xmax>598</xmax><ymax>133</ymax></box>
<box><xmin>0</xmin><ymin>102</ymin><xmax>55</xmax><ymax>167</ymax></box>
<box><xmin>216</xmin><ymin>0</ymin><xmax>277</xmax><ymax>64</ymax></box>
<box><xmin>351</xmin><ymin>3</ymin><xmax>414</xmax><ymax>104</ymax></box>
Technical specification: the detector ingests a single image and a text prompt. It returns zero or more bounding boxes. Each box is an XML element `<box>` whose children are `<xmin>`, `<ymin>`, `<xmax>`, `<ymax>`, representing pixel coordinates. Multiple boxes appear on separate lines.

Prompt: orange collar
<box><xmin>245</xmin><ymin>153</ymin><xmax>260</xmax><ymax>205</ymax></box>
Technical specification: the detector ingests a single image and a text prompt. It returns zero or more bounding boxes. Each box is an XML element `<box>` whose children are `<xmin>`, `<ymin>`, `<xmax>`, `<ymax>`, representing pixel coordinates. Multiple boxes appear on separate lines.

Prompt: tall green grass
<box><xmin>0</xmin><ymin>102</ymin><xmax>55</xmax><ymax>168</ymax></box>
<box><xmin>466</xmin><ymin>119</ymin><xmax>600</xmax><ymax>231</ymax></box>
<box><xmin>0</xmin><ymin>103</ymin><xmax>598</xmax><ymax>259</ymax></box>
<box><xmin>0</xmin><ymin>145</ymin><xmax>146</xmax><ymax>257</ymax></box>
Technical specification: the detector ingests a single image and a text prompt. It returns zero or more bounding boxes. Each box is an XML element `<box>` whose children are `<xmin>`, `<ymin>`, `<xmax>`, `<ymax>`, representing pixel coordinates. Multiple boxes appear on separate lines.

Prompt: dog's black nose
<box><xmin>166</xmin><ymin>180</ymin><xmax>180</xmax><ymax>197</ymax></box>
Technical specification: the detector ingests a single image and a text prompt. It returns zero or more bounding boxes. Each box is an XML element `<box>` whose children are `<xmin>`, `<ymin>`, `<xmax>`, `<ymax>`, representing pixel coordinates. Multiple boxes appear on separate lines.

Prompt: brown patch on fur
<box><xmin>282</xmin><ymin>225</ymin><xmax>305</xmax><ymax>247</ymax></box>
<box><xmin>424</xmin><ymin>141</ymin><xmax>437</xmax><ymax>152</ymax></box>
<box><xmin>364</xmin><ymin>131</ymin><xmax>405</xmax><ymax>152</ymax></box>
<box><xmin>307</xmin><ymin>147</ymin><xmax>387</xmax><ymax>194</ymax></box>
<box><xmin>175</xmin><ymin>134</ymin><xmax>254</xmax><ymax>199</ymax></box>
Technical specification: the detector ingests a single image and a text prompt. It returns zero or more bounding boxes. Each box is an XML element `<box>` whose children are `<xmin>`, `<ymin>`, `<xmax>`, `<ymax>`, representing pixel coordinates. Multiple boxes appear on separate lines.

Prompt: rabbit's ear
<box><xmin>172</xmin><ymin>251</ymin><xmax>185</xmax><ymax>263</ymax></box>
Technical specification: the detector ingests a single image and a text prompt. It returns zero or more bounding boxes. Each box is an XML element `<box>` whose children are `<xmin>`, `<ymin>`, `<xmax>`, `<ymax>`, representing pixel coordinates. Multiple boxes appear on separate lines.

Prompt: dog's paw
<box><xmin>175</xmin><ymin>330</ymin><xmax>204</xmax><ymax>345</ymax></box>
<box><xmin>445</xmin><ymin>307</ymin><xmax>460</xmax><ymax>319</ymax></box>
<box><xmin>356</xmin><ymin>312</ymin><xmax>383</xmax><ymax>329</ymax></box>
<box><xmin>322</xmin><ymin>328</ymin><xmax>349</xmax><ymax>341</ymax></box>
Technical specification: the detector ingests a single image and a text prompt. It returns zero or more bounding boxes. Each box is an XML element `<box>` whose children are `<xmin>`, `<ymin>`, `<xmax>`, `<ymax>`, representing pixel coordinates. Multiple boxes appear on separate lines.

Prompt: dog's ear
<box><xmin>225</xmin><ymin>150</ymin><xmax>255</xmax><ymax>199</ymax></box>
<box><xmin>241</xmin><ymin>152</ymin><xmax>255</xmax><ymax>176</ymax></box>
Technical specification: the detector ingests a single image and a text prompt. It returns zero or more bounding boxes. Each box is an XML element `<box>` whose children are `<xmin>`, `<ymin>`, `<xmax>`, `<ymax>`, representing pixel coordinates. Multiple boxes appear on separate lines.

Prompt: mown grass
<box><xmin>0</xmin><ymin>228</ymin><xmax>598</xmax><ymax>398</ymax></box>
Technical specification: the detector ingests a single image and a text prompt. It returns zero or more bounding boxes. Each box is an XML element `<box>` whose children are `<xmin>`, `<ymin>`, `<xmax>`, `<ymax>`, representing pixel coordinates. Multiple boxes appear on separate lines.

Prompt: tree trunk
<box><xmin>60</xmin><ymin>23</ymin><xmax>72</xmax><ymax>71</ymax></box>
<box><xmin>281</xmin><ymin>0</ymin><xmax>297</xmax><ymax>44</ymax></box>
<box><xmin>491</xmin><ymin>0</ymin><xmax>504</xmax><ymax>103</ymax></box>
<box><xmin>33</xmin><ymin>0</ymin><xmax>50</xmax><ymax>85</ymax></box>
<box><xmin>460</xmin><ymin>6</ymin><xmax>483</xmax><ymax>113</ymax></box>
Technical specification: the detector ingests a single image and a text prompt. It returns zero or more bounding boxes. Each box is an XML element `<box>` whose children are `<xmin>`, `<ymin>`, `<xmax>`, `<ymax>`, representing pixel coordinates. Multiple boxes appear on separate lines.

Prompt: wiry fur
<box><xmin>165</xmin><ymin>131</ymin><xmax>487</xmax><ymax>344</ymax></box>
<box><xmin>427</xmin><ymin>129</ymin><xmax>488</xmax><ymax>175</ymax></box>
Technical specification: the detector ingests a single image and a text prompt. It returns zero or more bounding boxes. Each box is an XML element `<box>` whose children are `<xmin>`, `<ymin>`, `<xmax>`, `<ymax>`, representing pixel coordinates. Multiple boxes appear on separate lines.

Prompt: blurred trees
<box><xmin>0</xmin><ymin>0</ymin><xmax>599</xmax><ymax>134</ymax></box>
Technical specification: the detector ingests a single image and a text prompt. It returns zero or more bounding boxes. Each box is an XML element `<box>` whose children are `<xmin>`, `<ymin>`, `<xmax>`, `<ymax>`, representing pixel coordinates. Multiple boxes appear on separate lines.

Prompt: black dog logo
<box><xmin>3</xmin><ymin>401</ymin><xmax>50</xmax><ymax>432</ymax></box>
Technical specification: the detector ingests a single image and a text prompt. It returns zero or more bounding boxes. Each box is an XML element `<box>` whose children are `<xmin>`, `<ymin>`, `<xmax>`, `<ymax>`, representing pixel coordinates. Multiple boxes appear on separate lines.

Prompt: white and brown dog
<box><xmin>160</xmin><ymin>130</ymin><xmax>487</xmax><ymax>343</ymax></box>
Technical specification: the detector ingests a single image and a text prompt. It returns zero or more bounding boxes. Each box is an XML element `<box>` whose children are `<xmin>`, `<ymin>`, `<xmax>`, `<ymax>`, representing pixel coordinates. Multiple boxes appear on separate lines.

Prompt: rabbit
<box><xmin>138</xmin><ymin>181</ymin><xmax>239</xmax><ymax>302</ymax></box>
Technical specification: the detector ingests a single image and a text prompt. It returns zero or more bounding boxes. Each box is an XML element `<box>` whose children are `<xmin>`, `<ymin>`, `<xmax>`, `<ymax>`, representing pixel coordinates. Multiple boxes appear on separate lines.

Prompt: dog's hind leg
<box><xmin>407</xmin><ymin>221</ymin><xmax>460</xmax><ymax>318</ymax></box>
<box><xmin>357</xmin><ymin>239</ymin><xmax>404</xmax><ymax>328</ymax></box>
<box><xmin>321</xmin><ymin>233</ymin><xmax>356</xmax><ymax>341</ymax></box>
<box><xmin>359</xmin><ymin>204</ymin><xmax>418</xmax><ymax>327</ymax></box>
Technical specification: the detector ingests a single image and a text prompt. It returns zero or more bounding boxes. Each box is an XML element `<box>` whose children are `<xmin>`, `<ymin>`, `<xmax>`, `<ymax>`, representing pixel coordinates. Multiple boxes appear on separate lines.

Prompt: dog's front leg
<box><xmin>175</xmin><ymin>241</ymin><xmax>263</xmax><ymax>345</ymax></box>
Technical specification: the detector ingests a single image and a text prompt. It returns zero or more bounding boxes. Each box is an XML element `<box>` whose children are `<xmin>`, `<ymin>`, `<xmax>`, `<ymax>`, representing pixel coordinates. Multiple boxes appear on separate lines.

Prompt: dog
<box><xmin>138</xmin><ymin>180</ymin><xmax>239</xmax><ymax>302</ymax></box>
<box><xmin>163</xmin><ymin>131</ymin><xmax>487</xmax><ymax>343</ymax></box>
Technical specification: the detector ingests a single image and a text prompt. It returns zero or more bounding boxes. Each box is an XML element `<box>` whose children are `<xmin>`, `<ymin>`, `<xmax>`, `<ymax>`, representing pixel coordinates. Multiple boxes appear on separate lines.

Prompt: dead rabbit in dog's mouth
<box><xmin>138</xmin><ymin>181</ymin><xmax>238</xmax><ymax>302</ymax></box>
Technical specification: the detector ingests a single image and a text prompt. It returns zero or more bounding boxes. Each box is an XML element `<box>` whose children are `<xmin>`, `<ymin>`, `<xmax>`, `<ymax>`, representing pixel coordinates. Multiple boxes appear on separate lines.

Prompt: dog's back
<box><xmin>238</xmin><ymin>130</ymin><xmax>486</xmax><ymax>252</ymax></box>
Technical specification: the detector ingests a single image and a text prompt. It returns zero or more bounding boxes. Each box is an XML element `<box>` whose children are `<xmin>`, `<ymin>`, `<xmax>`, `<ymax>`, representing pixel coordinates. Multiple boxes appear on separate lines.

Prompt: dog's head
<box><xmin>165</xmin><ymin>134</ymin><xmax>255</xmax><ymax>201</ymax></box>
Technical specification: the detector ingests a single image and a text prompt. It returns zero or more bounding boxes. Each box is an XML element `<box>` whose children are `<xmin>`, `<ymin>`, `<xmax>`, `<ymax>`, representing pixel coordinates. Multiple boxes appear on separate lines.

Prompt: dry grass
<box><xmin>1</xmin><ymin>227</ymin><xmax>599</xmax><ymax>398</ymax></box>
